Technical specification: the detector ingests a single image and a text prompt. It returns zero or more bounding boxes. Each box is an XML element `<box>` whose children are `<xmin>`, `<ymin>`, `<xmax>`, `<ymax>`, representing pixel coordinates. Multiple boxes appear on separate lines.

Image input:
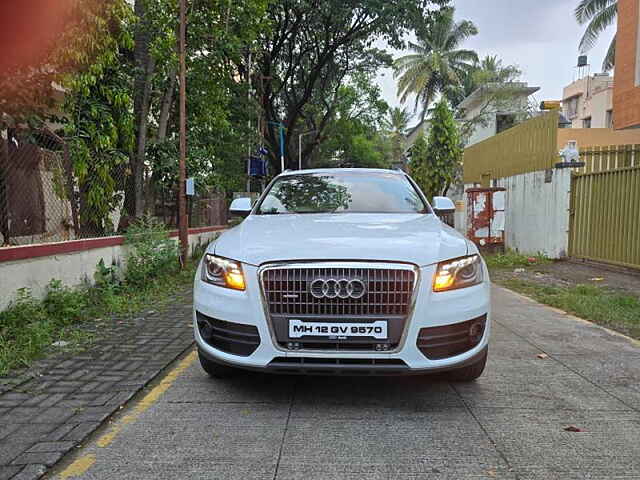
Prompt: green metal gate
<box><xmin>569</xmin><ymin>165</ymin><xmax>640</xmax><ymax>270</ymax></box>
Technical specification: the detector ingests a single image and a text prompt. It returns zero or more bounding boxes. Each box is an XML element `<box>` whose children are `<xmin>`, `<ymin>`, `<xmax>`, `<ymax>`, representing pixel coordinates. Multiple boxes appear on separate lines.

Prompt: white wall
<box><xmin>590</xmin><ymin>88</ymin><xmax>613</xmax><ymax>128</ymax></box>
<box><xmin>466</xmin><ymin>117</ymin><xmax>496</xmax><ymax>147</ymax></box>
<box><xmin>462</xmin><ymin>94</ymin><xmax>532</xmax><ymax>147</ymax></box>
<box><xmin>495</xmin><ymin>169</ymin><xmax>571</xmax><ymax>259</ymax></box>
<box><xmin>0</xmin><ymin>230</ymin><xmax>223</xmax><ymax>311</ymax></box>
<box><xmin>458</xmin><ymin>170</ymin><xmax>571</xmax><ymax>258</ymax></box>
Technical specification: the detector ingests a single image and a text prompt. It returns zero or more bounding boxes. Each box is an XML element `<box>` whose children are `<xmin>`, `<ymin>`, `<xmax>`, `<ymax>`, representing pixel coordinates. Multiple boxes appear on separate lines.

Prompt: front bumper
<box><xmin>193</xmin><ymin>262</ymin><xmax>491</xmax><ymax>375</ymax></box>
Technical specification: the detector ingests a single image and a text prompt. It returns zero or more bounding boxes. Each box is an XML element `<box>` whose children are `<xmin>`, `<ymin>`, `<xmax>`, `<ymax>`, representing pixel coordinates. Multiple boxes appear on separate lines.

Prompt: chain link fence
<box><xmin>0</xmin><ymin>128</ymin><xmax>227</xmax><ymax>247</ymax></box>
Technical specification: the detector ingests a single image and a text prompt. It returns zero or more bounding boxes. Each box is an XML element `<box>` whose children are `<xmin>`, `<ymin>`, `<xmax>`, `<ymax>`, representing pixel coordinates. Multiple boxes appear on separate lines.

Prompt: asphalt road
<box><xmin>48</xmin><ymin>287</ymin><xmax>640</xmax><ymax>480</ymax></box>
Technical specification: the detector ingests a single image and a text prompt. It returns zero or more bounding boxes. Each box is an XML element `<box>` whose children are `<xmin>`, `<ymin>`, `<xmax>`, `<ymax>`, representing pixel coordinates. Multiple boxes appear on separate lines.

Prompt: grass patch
<box><xmin>0</xmin><ymin>218</ymin><xmax>205</xmax><ymax>376</ymax></box>
<box><xmin>484</xmin><ymin>250</ymin><xmax>551</xmax><ymax>269</ymax></box>
<box><xmin>501</xmin><ymin>278</ymin><xmax>640</xmax><ymax>339</ymax></box>
<box><xmin>0</xmin><ymin>262</ymin><xmax>198</xmax><ymax>376</ymax></box>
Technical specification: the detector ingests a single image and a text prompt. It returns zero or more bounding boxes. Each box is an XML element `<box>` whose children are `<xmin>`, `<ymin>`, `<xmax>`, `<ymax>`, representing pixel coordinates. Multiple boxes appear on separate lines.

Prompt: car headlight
<box><xmin>433</xmin><ymin>255</ymin><xmax>483</xmax><ymax>292</ymax></box>
<box><xmin>201</xmin><ymin>254</ymin><xmax>246</xmax><ymax>291</ymax></box>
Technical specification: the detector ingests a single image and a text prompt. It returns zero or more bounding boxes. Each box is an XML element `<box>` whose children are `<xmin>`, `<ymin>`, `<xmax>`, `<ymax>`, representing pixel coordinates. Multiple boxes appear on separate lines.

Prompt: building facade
<box><xmin>458</xmin><ymin>82</ymin><xmax>540</xmax><ymax>147</ymax></box>
<box><xmin>613</xmin><ymin>0</ymin><xmax>640</xmax><ymax>129</ymax></box>
<box><xmin>562</xmin><ymin>73</ymin><xmax>614</xmax><ymax>129</ymax></box>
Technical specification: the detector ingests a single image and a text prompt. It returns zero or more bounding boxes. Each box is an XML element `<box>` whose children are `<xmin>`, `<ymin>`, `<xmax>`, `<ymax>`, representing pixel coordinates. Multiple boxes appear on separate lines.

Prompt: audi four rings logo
<box><xmin>310</xmin><ymin>278</ymin><xmax>366</xmax><ymax>299</ymax></box>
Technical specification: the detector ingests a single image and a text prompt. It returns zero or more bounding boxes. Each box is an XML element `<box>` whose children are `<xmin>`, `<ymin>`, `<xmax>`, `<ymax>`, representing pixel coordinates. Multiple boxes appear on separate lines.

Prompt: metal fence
<box><xmin>576</xmin><ymin>144</ymin><xmax>640</xmax><ymax>173</ymax></box>
<box><xmin>0</xmin><ymin>128</ymin><xmax>227</xmax><ymax>247</ymax></box>
<box><xmin>569</xmin><ymin>165</ymin><xmax>640</xmax><ymax>270</ymax></box>
<box><xmin>463</xmin><ymin>111</ymin><xmax>559</xmax><ymax>185</ymax></box>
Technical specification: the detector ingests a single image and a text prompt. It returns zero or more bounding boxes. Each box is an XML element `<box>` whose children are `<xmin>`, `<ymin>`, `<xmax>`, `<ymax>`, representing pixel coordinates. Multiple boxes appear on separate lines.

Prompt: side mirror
<box><xmin>432</xmin><ymin>196</ymin><xmax>456</xmax><ymax>216</ymax></box>
<box><xmin>229</xmin><ymin>197</ymin><xmax>252</xmax><ymax>218</ymax></box>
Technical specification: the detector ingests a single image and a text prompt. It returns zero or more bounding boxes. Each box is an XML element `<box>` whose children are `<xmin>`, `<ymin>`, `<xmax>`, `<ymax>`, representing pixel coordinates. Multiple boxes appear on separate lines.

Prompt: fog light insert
<box><xmin>469</xmin><ymin>320</ymin><xmax>485</xmax><ymax>344</ymax></box>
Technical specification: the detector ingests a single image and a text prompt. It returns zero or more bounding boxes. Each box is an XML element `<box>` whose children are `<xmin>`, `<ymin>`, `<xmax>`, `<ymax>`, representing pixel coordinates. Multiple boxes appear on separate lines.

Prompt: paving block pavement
<box><xmin>0</xmin><ymin>290</ymin><xmax>194</xmax><ymax>479</ymax></box>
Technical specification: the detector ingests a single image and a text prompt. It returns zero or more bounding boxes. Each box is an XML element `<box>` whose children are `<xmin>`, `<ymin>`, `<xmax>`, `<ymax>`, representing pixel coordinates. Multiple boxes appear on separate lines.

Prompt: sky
<box><xmin>376</xmin><ymin>0</ymin><xmax>616</xmax><ymax>118</ymax></box>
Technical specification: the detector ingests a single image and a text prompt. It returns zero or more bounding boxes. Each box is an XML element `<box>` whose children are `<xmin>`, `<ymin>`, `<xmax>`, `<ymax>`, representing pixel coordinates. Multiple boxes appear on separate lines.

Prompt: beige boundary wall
<box><xmin>0</xmin><ymin>227</ymin><xmax>225</xmax><ymax>311</ymax></box>
<box><xmin>557</xmin><ymin>128</ymin><xmax>640</xmax><ymax>149</ymax></box>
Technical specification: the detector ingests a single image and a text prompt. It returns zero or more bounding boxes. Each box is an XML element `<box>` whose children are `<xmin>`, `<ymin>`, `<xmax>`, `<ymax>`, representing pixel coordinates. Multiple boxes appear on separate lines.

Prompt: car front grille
<box><xmin>260</xmin><ymin>263</ymin><xmax>417</xmax><ymax>352</ymax></box>
<box><xmin>261</xmin><ymin>265</ymin><xmax>416</xmax><ymax>316</ymax></box>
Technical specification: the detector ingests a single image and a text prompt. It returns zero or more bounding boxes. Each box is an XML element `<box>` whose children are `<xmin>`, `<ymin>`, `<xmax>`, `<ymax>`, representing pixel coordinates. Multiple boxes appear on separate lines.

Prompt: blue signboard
<box><xmin>249</xmin><ymin>156</ymin><xmax>267</xmax><ymax>177</ymax></box>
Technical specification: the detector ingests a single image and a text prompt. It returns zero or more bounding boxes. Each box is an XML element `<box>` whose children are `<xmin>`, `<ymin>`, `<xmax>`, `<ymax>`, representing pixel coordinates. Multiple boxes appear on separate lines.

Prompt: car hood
<box><xmin>212</xmin><ymin>213</ymin><xmax>469</xmax><ymax>267</ymax></box>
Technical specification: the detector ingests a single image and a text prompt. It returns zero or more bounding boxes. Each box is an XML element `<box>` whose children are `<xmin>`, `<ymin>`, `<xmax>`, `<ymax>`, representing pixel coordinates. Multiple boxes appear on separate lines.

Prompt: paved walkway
<box><xmin>39</xmin><ymin>286</ymin><xmax>640</xmax><ymax>480</ymax></box>
<box><xmin>0</xmin><ymin>291</ymin><xmax>194</xmax><ymax>480</ymax></box>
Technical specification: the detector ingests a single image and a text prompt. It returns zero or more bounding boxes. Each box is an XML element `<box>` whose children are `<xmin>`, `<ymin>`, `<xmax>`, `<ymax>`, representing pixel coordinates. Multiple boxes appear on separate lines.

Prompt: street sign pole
<box><xmin>279</xmin><ymin>126</ymin><xmax>285</xmax><ymax>172</ymax></box>
<box><xmin>178</xmin><ymin>0</ymin><xmax>188</xmax><ymax>267</ymax></box>
<box><xmin>268</xmin><ymin>121</ymin><xmax>286</xmax><ymax>172</ymax></box>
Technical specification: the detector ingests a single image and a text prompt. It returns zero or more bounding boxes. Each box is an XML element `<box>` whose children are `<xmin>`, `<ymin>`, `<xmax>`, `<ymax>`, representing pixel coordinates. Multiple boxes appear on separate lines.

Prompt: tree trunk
<box><xmin>121</xmin><ymin>0</ymin><xmax>156</xmax><ymax>229</ymax></box>
<box><xmin>157</xmin><ymin>67</ymin><xmax>177</xmax><ymax>142</ymax></box>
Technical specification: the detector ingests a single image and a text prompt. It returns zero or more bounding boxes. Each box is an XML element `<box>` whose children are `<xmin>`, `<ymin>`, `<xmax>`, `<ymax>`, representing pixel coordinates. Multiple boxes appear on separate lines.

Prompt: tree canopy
<box><xmin>255</xmin><ymin>0</ymin><xmax>446</xmax><ymax>172</ymax></box>
<box><xmin>410</xmin><ymin>99</ymin><xmax>461</xmax><ymax>200</ymax></box>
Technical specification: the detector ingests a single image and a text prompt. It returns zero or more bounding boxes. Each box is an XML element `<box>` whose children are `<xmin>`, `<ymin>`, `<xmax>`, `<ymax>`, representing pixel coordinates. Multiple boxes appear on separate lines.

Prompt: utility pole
<box><xmin>246</xmin><ymin>51</ymin><xmax>252</xmax><ymax>193</ymax></box>
<box><xmin>178</xmin><ymin>0</ymin><xmax>188</xmax><ymax>267</ymax></box>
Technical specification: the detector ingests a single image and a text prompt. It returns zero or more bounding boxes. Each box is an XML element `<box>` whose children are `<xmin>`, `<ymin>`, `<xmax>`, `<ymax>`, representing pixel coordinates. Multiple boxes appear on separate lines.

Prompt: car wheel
<box><xmin>448</xmin><ymin>349</ymin><xmax>487</xmax><ymax>382</ymax></box>
<box><xmin>198</xmin><ymin>350</ymin><xmax>237</xmax><ymax>378</ymax></box>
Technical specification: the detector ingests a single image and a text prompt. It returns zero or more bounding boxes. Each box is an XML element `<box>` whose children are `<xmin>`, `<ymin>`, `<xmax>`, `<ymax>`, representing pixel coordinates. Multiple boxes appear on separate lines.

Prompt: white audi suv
<box><xmin>193</xmin><ymin>168</ymin><xmax>490</xmax><ymax>380</ymax></box>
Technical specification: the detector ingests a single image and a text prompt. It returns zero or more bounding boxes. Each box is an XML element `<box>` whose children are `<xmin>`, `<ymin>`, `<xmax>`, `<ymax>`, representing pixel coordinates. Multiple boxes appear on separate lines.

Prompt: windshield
<box><xmin>256</xmin><ymin>172</ymin><xmax>429</xmax><ymax>215</ymax></box>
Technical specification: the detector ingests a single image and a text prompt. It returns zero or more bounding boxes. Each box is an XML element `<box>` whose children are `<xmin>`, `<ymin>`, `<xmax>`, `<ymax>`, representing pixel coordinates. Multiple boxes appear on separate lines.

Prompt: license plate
<box><xmin>288</xmin><ymin>319</ymin><xmax>388</xmax><ymax>340</ymax></box>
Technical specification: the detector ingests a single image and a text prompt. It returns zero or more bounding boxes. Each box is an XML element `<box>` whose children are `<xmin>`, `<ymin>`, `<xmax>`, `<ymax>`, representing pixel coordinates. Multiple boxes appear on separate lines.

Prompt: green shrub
<box><xmin>42</xmin><ymin>280</ymin><xmax>89</xmax><ymax>326</ymax></box>
<box><xmin>124</xmin><ymin>216</ymin><xmax>180</xmax><ymax>287</ymax></box>
<box><xmin>0</xmin><ymin>285</ymin><xmax>90</xmax><ymax>374</ymax></box>
<box><xmin>0</xmin><ymin>288</ymin><xmax>48</xmax><ymax>341</ymax></box>
<box><xmin>94</xmin><ymin>258</ymin><xmax>120</xmax><ymax>291</ymax></box>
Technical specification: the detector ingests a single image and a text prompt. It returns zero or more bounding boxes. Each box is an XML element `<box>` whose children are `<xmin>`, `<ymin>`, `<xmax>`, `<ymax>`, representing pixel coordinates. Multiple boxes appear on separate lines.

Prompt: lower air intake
<box><xmin>196</xmin><ymin>312</ymin><xmax>260</xmax><ymax>357</ymax></box>
<box><xmin>417</xmin><ymin>315</ymin><xmax>487</xmax><ymax>360</ymax></box>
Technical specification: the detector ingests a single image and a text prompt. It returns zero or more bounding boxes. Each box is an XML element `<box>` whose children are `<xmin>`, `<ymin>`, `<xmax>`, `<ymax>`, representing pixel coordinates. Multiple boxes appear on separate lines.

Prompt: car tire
<box><xmin>449</xmin><ymin>349</ymin><xmax>488</xmax><ymax>382</ymax></box>
<box><xmin>198</xmin><ymin>350</ymin><xmax>237</xmax><ymax>378</ymax></box>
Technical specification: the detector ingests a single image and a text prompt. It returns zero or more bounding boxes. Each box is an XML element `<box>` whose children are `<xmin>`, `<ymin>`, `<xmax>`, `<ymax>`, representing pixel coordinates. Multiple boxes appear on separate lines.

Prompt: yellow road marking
<box><xmin>97</xmin><ymin>350</ymin><xmax>197</xmax><ymax>447</ymax></box>
<box><xmin>56</xmin><ymin>350</ymin><xmax>198</xmax><ymax>478</ymax></box>
<box><xmin>58</xmin><ymin>454</ymin><xmax>95</xmax><ymax>479</ymax></box>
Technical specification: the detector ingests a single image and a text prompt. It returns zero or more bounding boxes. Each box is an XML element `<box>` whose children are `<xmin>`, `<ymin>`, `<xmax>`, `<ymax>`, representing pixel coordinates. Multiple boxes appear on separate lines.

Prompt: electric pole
<box><xmin>178</xmin><ymin>0</ymin><xmax>188</xmax><ymax>266</ymax></box>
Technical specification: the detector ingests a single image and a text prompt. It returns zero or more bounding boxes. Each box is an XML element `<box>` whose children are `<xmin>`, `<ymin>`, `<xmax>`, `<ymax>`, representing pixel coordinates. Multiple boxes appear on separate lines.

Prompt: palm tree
<box><xmin>383</xmin><ymin>107</ymin><xmax>411</xmax><ymax>137</ymax></box>
<box><xmin>393</xmin><ymin>7</ymin><xmax>478</xmax><ymax>121</ymax></box>
<box><xmin>575</xmin><ymin>0</ymin><xmax>617</xmax><ymax>71</ymax></box>
<box><xmin>475</xmin><ymin>56</ymin><xmax>521</xmax><ymax>84</ymax></box>
<box><xmin>445</xmin><ymin>55</ymin><xmax>522</xmax><ymax>107</ymax></box>
<box><xmin>382</xmin><ymin>107</ymin><xmax>412</xmax><ymax>163</ymax></box>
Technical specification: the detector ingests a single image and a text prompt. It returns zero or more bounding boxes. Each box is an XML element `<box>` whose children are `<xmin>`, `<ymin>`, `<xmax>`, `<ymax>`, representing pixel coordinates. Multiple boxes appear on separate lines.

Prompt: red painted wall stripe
<box><xmin>0</xmin><ymin>226</ymin><xmax>226</xmax><ymax>263</ymax></box>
